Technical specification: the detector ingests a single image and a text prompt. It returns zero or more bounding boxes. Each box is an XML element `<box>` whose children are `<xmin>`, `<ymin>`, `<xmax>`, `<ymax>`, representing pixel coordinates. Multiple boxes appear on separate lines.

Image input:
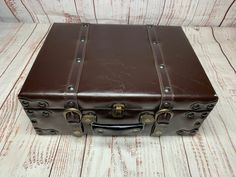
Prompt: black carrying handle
<box><xmin>91</xmin><ymin>123</ymin><xmax>144</xmax><ymax>136</ymax></box>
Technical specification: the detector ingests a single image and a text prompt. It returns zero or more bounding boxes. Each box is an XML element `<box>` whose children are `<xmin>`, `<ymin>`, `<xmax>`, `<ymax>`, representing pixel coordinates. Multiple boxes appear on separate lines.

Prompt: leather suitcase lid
<box><xmin>19</xmin><ymin>24</ymin><xmax>217</xmax><ymax>110</ymax></box>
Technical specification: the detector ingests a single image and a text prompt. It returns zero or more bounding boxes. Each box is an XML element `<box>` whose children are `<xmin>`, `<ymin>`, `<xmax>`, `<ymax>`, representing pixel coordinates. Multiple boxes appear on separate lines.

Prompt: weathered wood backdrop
<box><xmin>0</xmin><ymin>0</ymin><xmax>236</xmax><ymax>26</ymax></box>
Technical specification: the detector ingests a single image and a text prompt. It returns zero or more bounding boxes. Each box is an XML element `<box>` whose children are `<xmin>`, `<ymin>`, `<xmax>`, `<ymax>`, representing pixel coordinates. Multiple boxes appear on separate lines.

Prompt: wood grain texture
<box><xmin>0</xmin><ymin>23</ymin><xmax>236</xmax><ymax>177</ymax></box>
<box><xmin>0</xmin><ymin>0</ymin><xmax>236</xmax><ymax>26</ymax></box>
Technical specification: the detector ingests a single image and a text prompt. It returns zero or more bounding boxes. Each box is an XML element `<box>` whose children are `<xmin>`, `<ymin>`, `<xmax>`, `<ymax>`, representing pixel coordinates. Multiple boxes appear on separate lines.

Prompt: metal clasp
<box><xmin>112</xmin><ymin>103</ymin><xmax>125</xmax><ymax>118</ymax></box>
<box><xmin>152</xmin><ymin>109</ymin><xmax>173</xmax><ymax>136</ymax></box>
<box><xmin>64</xmin><ymin>108</ymin><xmax>82</xmax><ymax>124</ymax></box>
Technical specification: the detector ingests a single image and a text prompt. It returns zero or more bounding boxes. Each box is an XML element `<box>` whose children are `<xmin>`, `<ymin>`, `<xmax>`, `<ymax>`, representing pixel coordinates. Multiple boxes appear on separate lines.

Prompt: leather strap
<box><xmin>147</xmin><ymin>25</ymin><xmax>174</xmax><ymax>109</ymax></box>
<box><xmin>66</xmin><ymin>23</ymin><xmax>89</xmax><ymax>108</ymax></box>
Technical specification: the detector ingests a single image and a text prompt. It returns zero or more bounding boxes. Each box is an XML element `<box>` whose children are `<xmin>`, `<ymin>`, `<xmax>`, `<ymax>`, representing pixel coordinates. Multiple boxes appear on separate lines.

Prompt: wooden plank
<box><xmin>94</xmin><ymin>0</ymin><xmax>130</xmax><ymax>24</ymax></box>
<box><xmin>75</xmin><ymin>0</ymin><xmax>97</xmax><ymax>23</ymax></box>
<box><xmin>0</xmin><ymin>23</ymin><xmax>36</xmax><ymax>77</ymax></box>
<box><xmin>183</xmin><ymin>27</ymin><xmax>236</xmax><ymax>177</ymax></box>
<box><xmin>0</xmin><ymin>23</ymin><xmax>22</xmax><ymax>53</ymax></box>
<box><xmin>0</xmin><ymin>24</ymin><xmax>49</xmax><ymax>107</ymax></box>
<box><xmin>18</xmin><ymin>0</ymin><xmax>49</xmax><ymax>23</ymax></box>
<box><xmin>49</xmin><ymin>136</ymin><xmax>86</xmax><ymax>177</ymax></box>
<box><xmin>0</xmin><ymin>24</ymin><xmax>64</xmax><ymax>177</ymax></box>
<box><xmin>143</xmin><ymin>0</ymin><xmax>165</xmax><ymax>25</ymax></box>
<box><xmin>0</xmin><ymin>0</ymin><xmax>236</xmax><ymax>26</ymax></box>
<box><xmin>128</xmin><ymin>0</ymin><xmax>148</xmax><ymax>24</ymax></box>
<box><xmin>212</xmin><ymin>28</ymin><xmax>236</xmax><ymax>71</ymax></box>
<box><xmin>0</xmin><ymin>23</ymin><xmax>50</xmax><ymax>150</ymax></box>
<box><xmin>39</xmin><ymin>0</ymin><xmax>80</xmax><ymax>23</ymax></box>
<box><xmin>0</xmin><ymin>1</ymin><xmax>18</xmax><ymax>22</ymax></box>
<box><xmin>2</xmin><ymin>0</ymin><xmax>34</xmax><ymax>23</ymax></box>
<box><xmin>80</xmin><ymin>136</ymin><xmax>165</xmax><ymax>177</ymax></box>
<box><xmin>160</xmin><ymin>137</ymin><xmax>191</xmax><ymax>177</ymax></box>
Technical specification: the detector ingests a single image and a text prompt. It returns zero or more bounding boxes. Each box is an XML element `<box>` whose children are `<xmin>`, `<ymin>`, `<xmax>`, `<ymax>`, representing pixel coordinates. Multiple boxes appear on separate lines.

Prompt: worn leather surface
<box><xmin>18</xmin><ymin>23</ymin><xmax>218</xmax><ymax>136</ymax></box>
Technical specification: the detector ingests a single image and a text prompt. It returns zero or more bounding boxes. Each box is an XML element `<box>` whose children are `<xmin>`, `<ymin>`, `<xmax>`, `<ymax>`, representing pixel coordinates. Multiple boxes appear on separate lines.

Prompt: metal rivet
<box><xmin>76</xmin><ymin>58</ymin><xmax>81</xmax><ymax>63</ymax></box>
<box><xmin>42</xmin><ymin>111</ymin><xmax>49</xmax><ymax>117</ymax></box>
<box><xmin>31</xmin><ymin>120</ymin><xmax>37</xmax><ymax>124</ymax></box>
<box><xmin>160</xmin><ymin>64</ymin><xmax>165</xmax><ymax>69</ymax></box>
<box><xmin>164</xmin><ymin>87</ymin><xmax>171</xmax><ymax>93</ymax></box>
<box><xmin>83</xmin><ymin>24</ymin><xmax>88</xmax><ymax>28</ymax></box>
<box><xmin>192</xmin><ymin>103</ymin><xmax>200</xmax><ymax>110</ymax></box>
<box><xmin>207</xmin><ymin>104</ymin><xmax>214</xmax><ymax>110</ymax></box>
<box><xmin>163</xmin><ymin>102</ymin><xmax>171</xmax><ymax>108</ymax></box>
<box><xmin>201</xmin><ymin>112</ymin><xmax>208</xmax><ymax>119</ymax></box>
<box><xmin>186</xmin><ymin>112</ymin><xmax>194</xmax><ymax>119</ymax></box>
<box><xmin>67</xmin><ymin>101</ymin><xmax>76</xmax><ymax>108</ymax></box>
<box><xmin>27</xmin><ymin>110</ymin><xmax>34</xmax><ymax>115</ymax></box>
<box><xmin>80</xmin><ymin>38</ymin><xmax>85</xmax><ymax>43</ymax></box>
<box><xmin>153</xmin><ymin>41</ymin><xmax>157</xmax><ymax>45</ymax></box>
<box><xmin>68</xmin><ymin>86</ymin><xmax>74</xmax><ymax>91</ymax></box>
<box><xmin>22</xmin><ymin>101</ymin><xmax>29</xmax><ymax>107</ymax></box>
<box><xmin>38</xmin><ymin>101</ymin><xmax>47</xmax><ymax>108</ymax></box>
<box><xmin>194</xmin><ymin>122</ymin><xmax>201</xmax><ymax>126</ymax></box>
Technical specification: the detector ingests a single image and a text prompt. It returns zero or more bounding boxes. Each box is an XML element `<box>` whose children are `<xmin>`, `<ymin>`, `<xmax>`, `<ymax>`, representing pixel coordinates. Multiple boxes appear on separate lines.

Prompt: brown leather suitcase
<box><xmin>18</xmin><ymin>23</ymin><xmax>218</xmax><ymax>136</ymax></box>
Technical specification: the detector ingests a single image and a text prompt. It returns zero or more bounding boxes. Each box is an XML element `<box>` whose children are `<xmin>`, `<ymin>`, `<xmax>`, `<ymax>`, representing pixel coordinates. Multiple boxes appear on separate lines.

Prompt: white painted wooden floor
<box><xmin>0</xmin><ymin>23</ymin><xmax>235</xmax><ymax>177</ymax></box>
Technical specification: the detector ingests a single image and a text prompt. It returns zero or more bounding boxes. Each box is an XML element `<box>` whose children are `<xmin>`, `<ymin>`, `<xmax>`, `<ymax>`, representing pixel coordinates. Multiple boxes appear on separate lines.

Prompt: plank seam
<box><xmin>157</xmin><ymin>0</ymin><xmax>166</xmax><ymax>25</ymax></box>
<box><xmin>3</xmin><ymin>0</ymin><xmax>20</xmax><ymax>22</ymax></box>
<box><xmin>79</xmin><ymin>135</ymin><xmax>88</xmax><ymax>177</ymax></box>
<box><xmin>211</xmin><ymin>27</ymin><xmax>236</xmax><ymax>73</ymax></box>
<box><xmin>201</xmin><ymin>126</ymin><xmax>221</xmax><ymax>177</ymax></box>
<box><xmin>92</xmin><ymin>0</ymin><xmax>97</xmax><ymax>23</ymax></box>
<box><xmin>219</xmin><ymin>0</ymin><xmax>236</xmax><ymax>27</ymax></box>
<box><xmin>218</xmin><ymin>112</ymin><xmax>236</xmax><ymax>152</ymax></box>
<box><xmin>20</xmin><ymin>0</ymin><xmax>35</xmax><ymax>23</ymax></box>
<box><xmin>182</xmin><ymin>137</ymin><xmax>193</xmax><ymax>177</ymax></box>
<box><xmin>159</xmin><ymin>138</ymin><xmax>166</xmax><ymax>177</ymax></box>
<box><xmin>187</xmin><ymin>0</ymin><xmax>200</xmax><ymax>26</ymax></box>
<box><xmin>48</xmin><ymin>136</ymin><xmax>62</xmax><ymax>177</ymax></box>
<box><xmin>37</xmin><ymin>0</ymin><xmax>50</xmax><ymax>23</ymax></box>
<box><xmin>74</xmin><ymin>0</ymin><xmax>80</xmax><ymax>21</ymax></box>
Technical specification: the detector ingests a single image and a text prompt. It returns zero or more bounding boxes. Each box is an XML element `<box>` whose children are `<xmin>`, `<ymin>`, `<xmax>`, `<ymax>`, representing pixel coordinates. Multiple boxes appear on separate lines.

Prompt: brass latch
<box><xmin>112</xmin><ymin>103</ymin><xmax>125</xmax><ymax>118</ymax></box>
<box><xmin>152</xmin><ymin>109</ymin><xmax>173</xmax><ymax>136</ymax></box>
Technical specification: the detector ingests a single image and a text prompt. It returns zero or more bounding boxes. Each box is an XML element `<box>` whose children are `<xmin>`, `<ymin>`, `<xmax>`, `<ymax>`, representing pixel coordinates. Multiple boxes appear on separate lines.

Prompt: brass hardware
<box><xmin>73</xmin><ymin>129</ymin><xmax>82</xmax><ymax>137</ymax></box>
<box><xmin>153</xmin><ymin>130</ymin><xmax>162</xmax><ymax>136</ymax></box>
<box><xmin>112</xmin><ymin>103</ymin><xmax>125</xmax><ymax>118</ymax></box>
<box><xmin>64</xmin><ymin>108</ymin><xmax>82</xmax><ymax>124</ymax></box>
<box><xmin>155</xmin><ymin>109</ymin><xmax>173</xmax><ymax>123</ymax></box>
<box><xmin>82</xmin><ymin>113</ymin><xmax>96</xmax><ymax>124</ymax></box>
<box><xmin>152</xmin><ymin>109</ymin><xmax>173</xmax><ymax>136</ymax></box>
<box><xmin>140</xmin><ymin>112</ymin><xmax>155</xmax><ymax>124</ymax></box>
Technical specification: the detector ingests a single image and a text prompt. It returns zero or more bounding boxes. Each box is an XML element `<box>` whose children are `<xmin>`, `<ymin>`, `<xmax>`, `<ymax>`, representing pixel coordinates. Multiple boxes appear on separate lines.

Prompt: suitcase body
<box><xmin>18</xmin><ymin>24</ymin><xmax>218</xmax><ymax>136</ymax></box>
